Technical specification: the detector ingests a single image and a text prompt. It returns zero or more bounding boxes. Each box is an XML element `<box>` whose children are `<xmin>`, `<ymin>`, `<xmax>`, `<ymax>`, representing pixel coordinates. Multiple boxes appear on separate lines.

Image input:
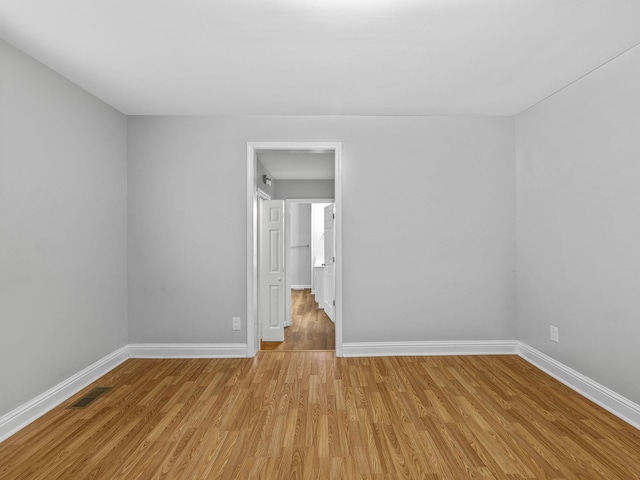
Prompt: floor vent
<box><xmin>68</xmin><ymin>387</ymin><xmax>112</xmax><ymax>409</ymax></box>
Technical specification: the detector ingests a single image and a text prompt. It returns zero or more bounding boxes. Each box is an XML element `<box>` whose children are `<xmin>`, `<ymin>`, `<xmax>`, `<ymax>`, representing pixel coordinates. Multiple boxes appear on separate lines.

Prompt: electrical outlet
<box><xmin>232</xmin><ymin>317</ymin><xmax>241</xmax><ymax>331</ymax></box>
<box><xmin>550</xmin><ymin>325</ymin><xmax>559</xmax><ymax>343</ymax></box>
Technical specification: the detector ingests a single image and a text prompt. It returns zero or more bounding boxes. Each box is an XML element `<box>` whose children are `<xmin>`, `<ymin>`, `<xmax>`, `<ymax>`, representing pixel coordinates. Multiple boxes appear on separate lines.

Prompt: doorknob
<box><xmin>277</xmin><ymin>277</ymin><xmax>282</xmax><ymax>281</ymax></box>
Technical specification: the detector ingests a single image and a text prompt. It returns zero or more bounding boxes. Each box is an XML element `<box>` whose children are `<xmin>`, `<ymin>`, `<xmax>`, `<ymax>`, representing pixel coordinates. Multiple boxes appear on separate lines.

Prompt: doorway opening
<box><xmin>263</xmin><ymin>198</ymin><xmax>335</xmax><ymax>351</ymax></box>
<box><xmin>246</xmin><ymin>142</ymin><xmax>342</xmax><ymax>356</ymax></box>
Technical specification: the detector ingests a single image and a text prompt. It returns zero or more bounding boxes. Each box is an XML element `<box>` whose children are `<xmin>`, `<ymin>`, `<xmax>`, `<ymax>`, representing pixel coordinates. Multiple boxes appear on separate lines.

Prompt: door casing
<box><xmin>247</xmin><ymin>142</ymin><xmax>343</xmax><ymax>356</ymax></box>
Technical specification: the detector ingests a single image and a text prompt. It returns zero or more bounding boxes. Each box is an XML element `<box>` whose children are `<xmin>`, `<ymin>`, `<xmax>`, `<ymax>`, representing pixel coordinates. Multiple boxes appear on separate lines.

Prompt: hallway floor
<box><xmin>261</xmin><ymin>288</ymin><xmax>335</xmax><ymax>351</ymax></box>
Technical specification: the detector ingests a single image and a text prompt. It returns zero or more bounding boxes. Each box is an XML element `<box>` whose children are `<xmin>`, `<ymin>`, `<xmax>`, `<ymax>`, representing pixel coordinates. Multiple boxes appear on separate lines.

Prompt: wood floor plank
<box><xmin>1</xmin><ymin>354</ymin><xmax>640</xmax><ymax>479</ymax></box>
<box><xmin>261</xmin><ymin>288</ymin><xmax>335</xmax><ymax>351</ymax></box>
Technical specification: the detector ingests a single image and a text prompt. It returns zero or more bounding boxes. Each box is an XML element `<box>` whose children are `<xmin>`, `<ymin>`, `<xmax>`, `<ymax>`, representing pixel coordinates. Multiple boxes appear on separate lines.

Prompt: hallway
<box><xmin>261</xmin><ymin>289</ymin><xmax>335</xmax><ymax>351</ymax></box>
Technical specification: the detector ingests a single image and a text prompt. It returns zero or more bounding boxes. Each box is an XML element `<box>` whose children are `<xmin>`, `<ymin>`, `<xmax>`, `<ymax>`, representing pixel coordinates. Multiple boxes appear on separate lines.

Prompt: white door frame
<box><xmin>247</xmin><ymin>142</ymin><xmax>343</xmax><ymax>357</ymax></box>
<box><xmin>256</xmin><ymin>188</ymin><xmax>271</xmax><ymax>344</ymax></box>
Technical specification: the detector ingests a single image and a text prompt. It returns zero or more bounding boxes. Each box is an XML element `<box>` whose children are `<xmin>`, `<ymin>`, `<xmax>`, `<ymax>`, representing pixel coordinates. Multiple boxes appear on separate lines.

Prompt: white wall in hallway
<box><xmin>256</xmin><ymin>159</ymin><xmax>275</xmax><ymax>198</ymax></box>
<box><xmin>288</xmin><ymin>202</ymin><xmax>312</xmax><ymax>287</ymax></box>
<box><xmin>275</xmin><ymin>180</ymin><xmax>334</xmax><ymax>199</ymax></box>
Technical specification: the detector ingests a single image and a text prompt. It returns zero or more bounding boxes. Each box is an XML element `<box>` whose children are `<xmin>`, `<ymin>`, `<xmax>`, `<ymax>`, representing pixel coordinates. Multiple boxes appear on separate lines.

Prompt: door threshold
<box><xmin>258</xmin><ymin>349</ymin><xmax>336</xmax><ymax>353</ymax></box>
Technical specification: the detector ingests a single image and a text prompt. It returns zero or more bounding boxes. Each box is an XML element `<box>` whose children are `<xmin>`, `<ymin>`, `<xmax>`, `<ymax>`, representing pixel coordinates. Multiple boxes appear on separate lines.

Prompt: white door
<box><xmin>260</xmin><ymin>200</ymin><xmax>285</xmax><ymax>341</ymax></box>
<box><xmin>323</xmin><ymin>204</ymin><xmax>335</xmax><ymax>322</ymax></box>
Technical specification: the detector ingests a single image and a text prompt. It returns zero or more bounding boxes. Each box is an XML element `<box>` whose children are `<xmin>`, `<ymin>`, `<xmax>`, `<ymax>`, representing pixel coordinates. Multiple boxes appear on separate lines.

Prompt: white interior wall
<box><xmin>127</xmin><ymin>115</ymin><xmax>515</xmax><ymax>344</ymax></box>
<box><xmin>516</xmin><ymin>44</ymin><xmax>640</xmax><ymax>404</ymax></box>
<box><xmin>0</xmin><ymin>40</ymin><xmax>128</xmax><ymax>417</ymax></box>
<box><xmin>288</xmin><ymin>202</ymin><xmax>312</xmax><ymax>287</ymax></box>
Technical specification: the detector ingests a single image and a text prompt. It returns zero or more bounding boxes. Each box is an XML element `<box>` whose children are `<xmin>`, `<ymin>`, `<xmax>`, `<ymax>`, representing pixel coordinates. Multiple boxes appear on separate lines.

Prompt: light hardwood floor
<box><xmin>261</xmin><ymin>288</ymin><xmax>335</xmax><ymax>351</ymax></box>
<box><xmin>1</xmin><ymin>353</ymin><xmax>639</xmax><ymax>479</ymax></box>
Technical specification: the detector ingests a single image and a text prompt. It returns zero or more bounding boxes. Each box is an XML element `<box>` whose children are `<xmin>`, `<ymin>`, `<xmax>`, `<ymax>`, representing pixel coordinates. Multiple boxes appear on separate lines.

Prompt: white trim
<box><xmin>247</xmin><ymin>142</ymin><xmax>343</xmax><ymax>357</ymax></box>
<box><xmin>0</xmin><ymin>342</ymin><xmax>248</xmax><ymax>442</ymax></box>
<box><xmin>290</xmin><ymin>285</ymin><xmax>312</xmax><ymax>290</ymax></box>
<box><xmin>342</xmin><ymin>340</ymin><xmax>519</xmax><ymax>357</ymax></box>
<box><xmin>341</xmin><ymin>340</ymin><xmax>640</xmax><ymax>429</ymax></box>
<box><xmin>128</xmin><ymin>343</ymin><xmax>248</xmax><ymax>358</ymax></box>
<box><xmin>247</xmin><ymin>143</ymin><xmax>258</xmax><ymax>357</ymax></box>
<box><xmin>517</xmin><ymin>342</ymin><xmax>640</xmax><ymax>430</ymax></box>
<box><xmin>0</xmin><ymin>346</ymin><xmax>129</xmax><ymax>442</ymax></box>
<box><xmin>257</xmin><ymin>188</ymin><xmax>271</xmax><ymax>201</ymax></box>
<box><xmin>334</xmin><ymin>146</ymin><xmax>343</xmax><ymax>356</ymax></box>
<box><xmin>3</xmin><ymin>341</ymin><xmax>639</xmax><ymax>442</ymax></box>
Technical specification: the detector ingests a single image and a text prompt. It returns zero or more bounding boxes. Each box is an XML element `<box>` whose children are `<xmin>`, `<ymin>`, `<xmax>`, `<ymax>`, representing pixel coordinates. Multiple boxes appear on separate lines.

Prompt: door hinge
<box><xmin>333</xmin><ymin>213</ymin><xmax>335</xmax><ymax>219</ymax></box>
<box><xmin>333</xmin><ymin>300</ymin><xmax>335</xmax><ymax>306</ymax></box>
<box><xmin>333</xmin><ymin>256</ymin><xmax>335</xmax><ymax>262</ymax></box>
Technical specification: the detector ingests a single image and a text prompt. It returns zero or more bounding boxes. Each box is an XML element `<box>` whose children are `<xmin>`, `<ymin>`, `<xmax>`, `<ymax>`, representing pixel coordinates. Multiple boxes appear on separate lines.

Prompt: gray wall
<box><xmin>4</xmin><ymin>32</ymin><xmax>639</xmax><ymax>426</ymax></box>
<box><xmin>0</xmin><ymin>40</ymin><xmax>128</xmax><ymax>416</ymax></box>
<box><xmin>127</xmin><ymin>115</ymin><xmax>515</xmax><ymax>344</ymax></box>
<box><xmin>516</xmin><ymin>45</ymin><xmax>640</xmax><ymax>403</ymax></box>
<box><xmin>274</xmin><ymin>180</ymin><xmax>334</xmax><ymax>199</ymax></box>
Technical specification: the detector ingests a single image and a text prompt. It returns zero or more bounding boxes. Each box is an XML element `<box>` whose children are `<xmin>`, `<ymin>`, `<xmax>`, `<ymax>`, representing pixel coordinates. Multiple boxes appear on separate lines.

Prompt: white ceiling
<box><xmin>1</xmin><ymin>0</ymin><xmax>639</xmax><ymax>116</ymax></box>
<box><xmin>258</xmin><ymin>151</ymin><xmax>334</xmax><ymax>180</ymax></box>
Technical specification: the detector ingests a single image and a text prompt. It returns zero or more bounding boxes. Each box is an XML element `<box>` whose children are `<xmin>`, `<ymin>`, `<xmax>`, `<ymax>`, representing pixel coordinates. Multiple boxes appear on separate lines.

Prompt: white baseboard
<box><xmin>128</xmin><ymin>343</ymin><xmax>248</xmax><ymax>358</ymax></box>
<box><xmin>342</xmin><ymin>340</ymin><xmax>519</xmax><ymax>357</ymax></box>
<box><xmin>517</xmin><ymin>342</ymin><xmax>640</xmax><ymax>430</ymax></box>
<box><xmin>291</xmin><ymin>285</ymin><xmax>312</xmax><ymax>290</ymax></box>
<box><xmin>0</xmin><ymin>346</ymin><xmax>129</xmax><ymax>443</ymax></box>
<box><xmin>0</xmin><ymin>342</ymin><xmax>248</xmax><ymax>442</ymax></box>
<box><xmin>342</xmin><ymin>340</ymin><xmax>640</xmax><ymax>430</ymax></box>
<box><xmin>3</xmin><ymin>341</ymin><xmax>638</xmax><ymax>444</ymax></box>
